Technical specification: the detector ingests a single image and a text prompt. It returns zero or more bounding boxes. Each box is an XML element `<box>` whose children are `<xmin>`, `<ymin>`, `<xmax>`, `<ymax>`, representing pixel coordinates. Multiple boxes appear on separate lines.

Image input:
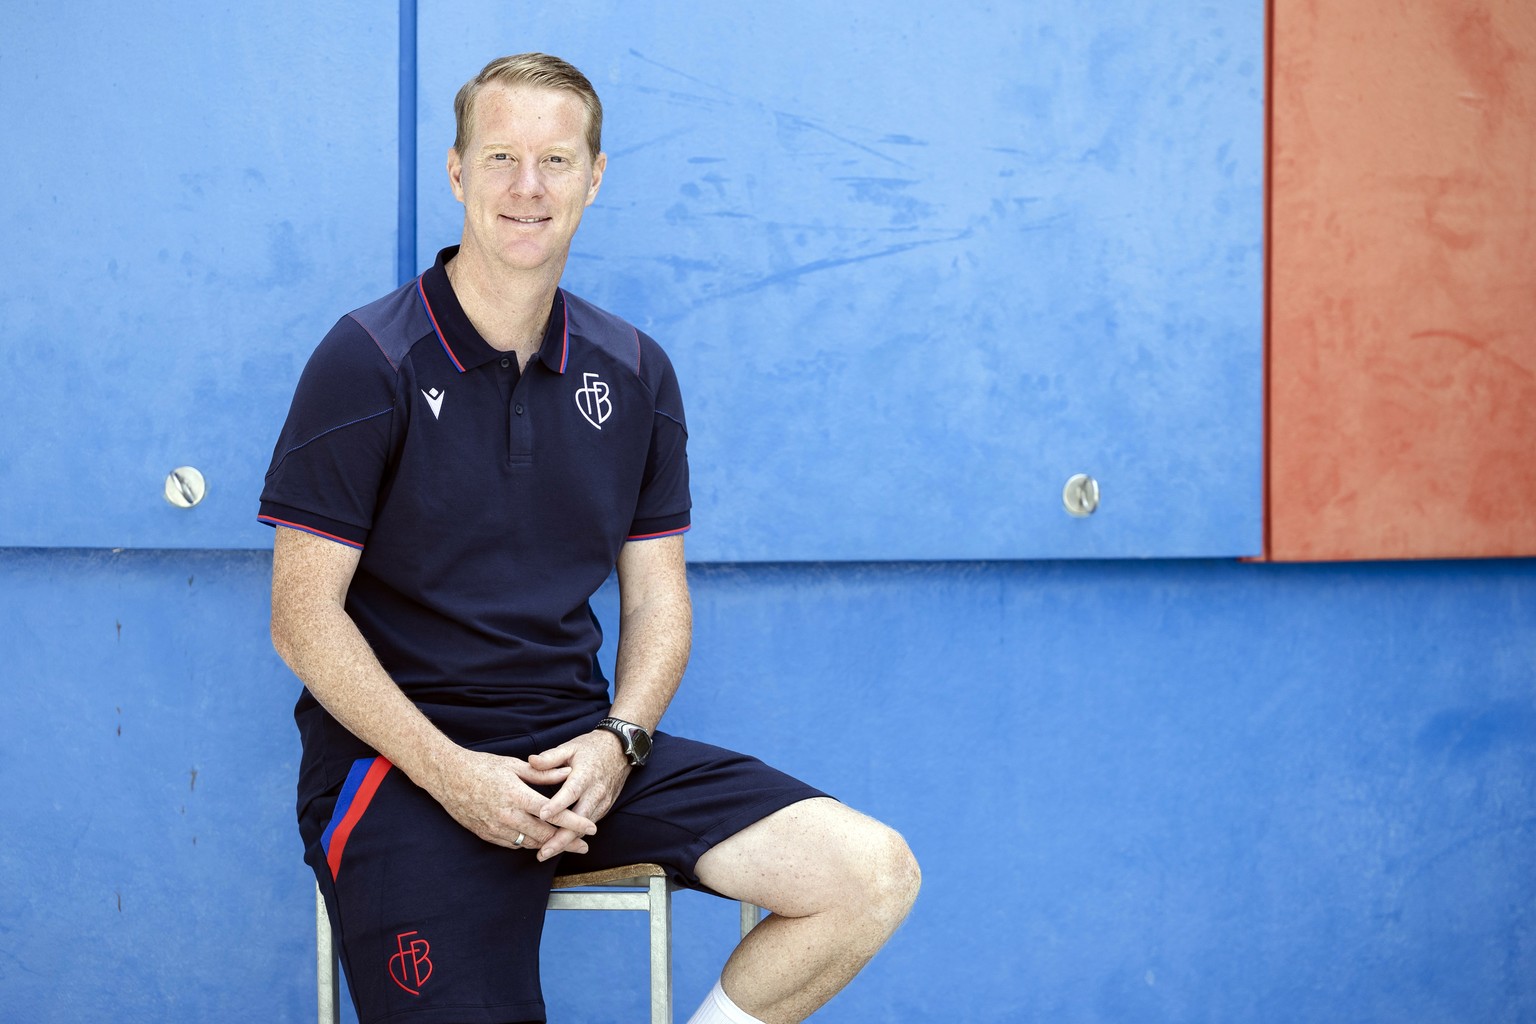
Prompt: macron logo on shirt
<box><xmin>421</xmin><ymin>387</ymin><xmax>445</xmax><ymax>420</ymax></box>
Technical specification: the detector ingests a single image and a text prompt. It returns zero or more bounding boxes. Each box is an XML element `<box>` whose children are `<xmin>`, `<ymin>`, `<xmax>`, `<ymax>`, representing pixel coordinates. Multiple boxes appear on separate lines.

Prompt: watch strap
<box><xmin>596</xmin><ymin>717</ymin><xmax>652</xmax><ymax>766</ymax></box>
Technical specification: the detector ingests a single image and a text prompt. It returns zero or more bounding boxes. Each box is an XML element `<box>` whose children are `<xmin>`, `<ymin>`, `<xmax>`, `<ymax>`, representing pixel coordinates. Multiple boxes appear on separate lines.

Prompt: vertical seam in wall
<box><xmin>1261</xmin><ymin>0</ymin><xmax>1275</xmax><ymax>562</ymax></box>
<box><xmin>396</xmin><ymin>0</ymin><xmax>418</xmax><ymax>286</ymax></box>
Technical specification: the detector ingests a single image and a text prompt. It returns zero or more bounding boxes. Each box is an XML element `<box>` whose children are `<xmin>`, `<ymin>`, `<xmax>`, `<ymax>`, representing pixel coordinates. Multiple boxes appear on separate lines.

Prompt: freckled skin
<box><xmin>448</xmin><ymin>83</ymin><xmax>605</xmax><ymax>284</ymax></box>
<box><xmin>443</xmin><ymin>83</ymin><xmax>606</xmax><ymax>371</ymax></box>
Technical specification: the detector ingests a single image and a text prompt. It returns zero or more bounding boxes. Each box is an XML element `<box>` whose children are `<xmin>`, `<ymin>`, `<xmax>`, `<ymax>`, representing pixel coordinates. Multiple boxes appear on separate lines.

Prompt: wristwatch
<box><xmin>596</xmin><ymin>717</ymin><xmax>653</xmax><ymax>766</ymax></box>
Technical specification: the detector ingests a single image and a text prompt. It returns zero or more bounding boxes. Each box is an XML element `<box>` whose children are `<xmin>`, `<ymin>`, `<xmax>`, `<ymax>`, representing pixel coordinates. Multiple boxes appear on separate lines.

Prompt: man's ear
<box><xmin>586</xmin><ymin>151</ymin><xmax>607</xmax><ymax>207</ymax></box>
<box><xmin>447</xmin><ymin>146</ymin><xmax>465</xmax><ymax>203</ymax></box>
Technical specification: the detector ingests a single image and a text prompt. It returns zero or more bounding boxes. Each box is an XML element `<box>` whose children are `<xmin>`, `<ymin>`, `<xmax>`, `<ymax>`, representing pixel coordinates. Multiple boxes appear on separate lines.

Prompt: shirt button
<box><xmin>515</xmin><ymin>404</ymin><xmax>524</xmax><ymax>415</ymax></box>
<box><xmin>500</xmin><ymin>357</ymin><xmax>511</xmax><ymax>368</ymax></box>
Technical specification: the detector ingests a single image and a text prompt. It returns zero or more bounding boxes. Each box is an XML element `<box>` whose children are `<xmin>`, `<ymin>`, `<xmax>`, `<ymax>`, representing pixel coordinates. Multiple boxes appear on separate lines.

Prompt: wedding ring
<box><xmin>513</xmin><ymin>832</ymin><xmax>526</xmax><ymax>848</ymax></box>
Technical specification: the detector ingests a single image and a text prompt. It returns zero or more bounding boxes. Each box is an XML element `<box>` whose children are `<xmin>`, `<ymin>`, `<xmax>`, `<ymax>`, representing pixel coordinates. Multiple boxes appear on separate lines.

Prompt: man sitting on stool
<box><xmin>262</xmin><ymin>52</ymin><xmax>920</xmax><ymax>1024</ymax></box>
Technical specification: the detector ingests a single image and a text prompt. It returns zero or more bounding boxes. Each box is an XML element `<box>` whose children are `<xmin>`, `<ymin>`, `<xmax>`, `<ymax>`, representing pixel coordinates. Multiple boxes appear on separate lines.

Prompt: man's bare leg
<box><xmin>692</xmin><ymin>798</ymin><xmax>920</xmax><ymax>1024</ymax></box>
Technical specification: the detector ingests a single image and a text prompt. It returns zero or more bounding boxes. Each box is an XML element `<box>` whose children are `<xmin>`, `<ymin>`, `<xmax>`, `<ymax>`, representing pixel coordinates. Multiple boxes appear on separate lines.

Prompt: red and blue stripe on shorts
<box><xmin>320</xmin><ymin>756</ymin><xmax>392</xmax><ymax>879</ymax></box>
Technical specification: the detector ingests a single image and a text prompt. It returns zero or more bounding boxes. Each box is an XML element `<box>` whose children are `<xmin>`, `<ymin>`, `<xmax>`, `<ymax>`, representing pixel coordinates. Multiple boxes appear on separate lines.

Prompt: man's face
<box><xmin>448</xmin><ymin>83</ymin><xmax>605</xmax><ymax>274</ymax></box>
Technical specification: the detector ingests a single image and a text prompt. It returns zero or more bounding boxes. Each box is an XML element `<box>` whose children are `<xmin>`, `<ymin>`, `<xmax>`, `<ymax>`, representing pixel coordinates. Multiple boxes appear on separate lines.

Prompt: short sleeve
<box><xmin>258</xmin><ymin>315</ymin><xmax>401</xmax><ymax>548</ymax></box>
<box><xmin>628</xmin><ymin>331</ymin><xmax>691</xmax><ymax>540</ymax></box>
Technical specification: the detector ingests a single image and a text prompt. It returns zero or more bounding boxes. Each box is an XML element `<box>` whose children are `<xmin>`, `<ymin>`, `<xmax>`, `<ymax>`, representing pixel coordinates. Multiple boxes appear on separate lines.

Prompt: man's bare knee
<box><xmin>818</xmin><ymin>819</ymin><xmax>919</xmax><ymax>934</ymax></box>
<box><xmin>698</xmin><ymin>800</ymin><xmax>918</xmax><ymax>929</ymax></box>
<box><xmin>856</xmin><ymin>824</ymin><xmax>921</xmax><ymax>928</ymax></box>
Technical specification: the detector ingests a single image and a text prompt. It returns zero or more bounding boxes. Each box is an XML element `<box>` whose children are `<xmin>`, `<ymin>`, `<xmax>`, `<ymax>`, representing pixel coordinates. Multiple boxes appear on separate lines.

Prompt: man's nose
<box><xmin>509</xmin><ymin>162</ymin><xmax>544</xmax><ymax>197</ymax></box>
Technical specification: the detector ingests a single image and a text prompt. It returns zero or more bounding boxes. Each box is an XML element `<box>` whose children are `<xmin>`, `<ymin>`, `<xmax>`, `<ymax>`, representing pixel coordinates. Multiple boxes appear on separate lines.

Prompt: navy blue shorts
<box><xmin>301</xmin><ymin>727</ymin><xmax>826</xmax><ymax>1024</ymax></box>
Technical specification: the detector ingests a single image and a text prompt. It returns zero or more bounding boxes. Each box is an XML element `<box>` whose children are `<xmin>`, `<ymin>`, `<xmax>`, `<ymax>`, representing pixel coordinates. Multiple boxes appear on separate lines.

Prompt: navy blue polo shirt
<box><xmin>259</xmin><ymin>247</ymin><xmax>690</xmax><ymax>796</ymax></box>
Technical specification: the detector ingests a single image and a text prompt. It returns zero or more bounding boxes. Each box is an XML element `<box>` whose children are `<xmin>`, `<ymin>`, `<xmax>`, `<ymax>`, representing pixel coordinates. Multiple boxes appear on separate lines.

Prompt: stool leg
<box><xmin>317</xmin><ymin>883</ymin><xmax>340</xmax><ymax>1024</ymax></box>
<box><xmin>648</xmin><ymin>876</ymin><xmax>673</xmax><ymax>1024</ymax></box>
<box><xmin>739</xmin><ymin>901</ymin><xmax>762</xmax><ymax>939</ymax></box>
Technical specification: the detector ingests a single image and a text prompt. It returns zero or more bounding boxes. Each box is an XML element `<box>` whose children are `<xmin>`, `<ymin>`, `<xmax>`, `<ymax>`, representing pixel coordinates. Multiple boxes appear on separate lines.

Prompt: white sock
<box><xmin>685</xmin><ymin>979</ymin><xmax>766</xmax><ymax>1024</ymax></box>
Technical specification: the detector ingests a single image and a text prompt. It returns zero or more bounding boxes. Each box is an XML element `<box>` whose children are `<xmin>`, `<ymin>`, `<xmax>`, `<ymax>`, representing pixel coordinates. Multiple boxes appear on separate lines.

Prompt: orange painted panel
<box><xmin>1269</xmin><ymin>0</ymin><xmax>1536</xmax><ymax>560</ymax></box>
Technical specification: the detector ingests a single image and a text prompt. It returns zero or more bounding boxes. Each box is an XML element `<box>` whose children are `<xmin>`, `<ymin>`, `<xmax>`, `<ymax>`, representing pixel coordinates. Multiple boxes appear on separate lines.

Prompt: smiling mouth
<box><xmin>504</xmin><ymin>215</ymin><xmax>549</xmax><ymax>224</ymax></box>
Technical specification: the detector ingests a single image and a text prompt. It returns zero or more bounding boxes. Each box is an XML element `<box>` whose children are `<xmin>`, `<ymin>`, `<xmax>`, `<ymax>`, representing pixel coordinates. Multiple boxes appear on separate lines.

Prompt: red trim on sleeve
<box><xmin>625</xmin><ymin>525</ymin><xmax>691</xmax><ymax>542</ymax></box>
<box><xmin>259</xmin><ymin>516</ymin><xmax>365</xmax><ymax>550</ymax></box>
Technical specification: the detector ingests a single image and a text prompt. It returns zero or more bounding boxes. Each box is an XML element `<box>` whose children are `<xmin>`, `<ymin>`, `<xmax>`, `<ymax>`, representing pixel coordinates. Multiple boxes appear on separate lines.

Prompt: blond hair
<box><xmin>453</xmin><ymin>53</ymin><xmax>603</xmax><ymax>158</ymax></box>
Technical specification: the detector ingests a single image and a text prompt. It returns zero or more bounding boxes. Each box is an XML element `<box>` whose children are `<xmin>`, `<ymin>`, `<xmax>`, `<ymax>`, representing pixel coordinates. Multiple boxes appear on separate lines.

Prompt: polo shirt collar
<box><xmin>417</xmin><ymin>246</ymin><xmax>569</xmax><ymax>374</ymax></box>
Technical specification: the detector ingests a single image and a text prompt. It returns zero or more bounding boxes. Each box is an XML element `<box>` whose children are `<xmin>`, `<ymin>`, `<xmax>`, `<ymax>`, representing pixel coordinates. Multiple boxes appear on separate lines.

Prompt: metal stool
<box><xmin>317</xmin><ymin>864</ymin><xmax>762</xmax><ymax>1024</ymax></box>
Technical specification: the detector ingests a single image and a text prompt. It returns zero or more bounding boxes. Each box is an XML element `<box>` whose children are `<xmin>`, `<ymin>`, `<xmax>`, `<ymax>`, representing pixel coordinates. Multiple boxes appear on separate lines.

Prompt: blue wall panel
<box><xmin>0</xmin><ymin>550</ymin><xmax>306</xmax><ymax>1018</ymax></box>
<box><xmin>0</xmin><ymin>2</ymin><xmax>398</xmax><ymax>549</ymax></box>
<box><xmin>414</xmin><ymin>1</ymin><xmax>1264</xmax><ymax>560</ymax></box>
<box><xmin>6</xmin><ymin>553</ymin><xmax>1533</xmax><ymax>1022</ymax></box>
<box><xmin>2</xmin><ymin>1</ymin><xmax>1261</xmax><ymax>559</ymax></box>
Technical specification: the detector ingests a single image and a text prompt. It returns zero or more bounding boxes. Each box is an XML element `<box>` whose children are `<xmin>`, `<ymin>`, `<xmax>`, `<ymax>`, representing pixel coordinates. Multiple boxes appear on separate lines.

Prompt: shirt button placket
<box><xmin>509</xmin><ymin>378</ymin><xmax>533</xmax><ymax>465</ymax></box>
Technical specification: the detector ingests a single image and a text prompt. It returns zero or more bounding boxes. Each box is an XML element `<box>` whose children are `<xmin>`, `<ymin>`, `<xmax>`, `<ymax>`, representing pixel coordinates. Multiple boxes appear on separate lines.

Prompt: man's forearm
<box><xmin>608</xmin><ymin>587</ymin><xmax>692</xmax><ymax>732</ymax></box>
<box><xmin>521</xmin><ymin>575</ymin><xmax>690</xmax><ymax>853</ymax></box>
<box><xmin>272</xmin><ymin>594</ymin><xmax>463</xmax><ymax>796</ymax></box>
<box><xmin>274</xmin><ymin>590</ymin><xmax>595</xmax><ymax>852</ymax></box>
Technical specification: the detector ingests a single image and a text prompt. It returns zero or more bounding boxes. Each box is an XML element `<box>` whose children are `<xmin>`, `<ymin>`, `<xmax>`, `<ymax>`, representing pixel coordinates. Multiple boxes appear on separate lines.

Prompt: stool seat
<box><xmin>551</xmin><ymin>861</ymin><xmax>668</xmax><ymax>889</ymax></box>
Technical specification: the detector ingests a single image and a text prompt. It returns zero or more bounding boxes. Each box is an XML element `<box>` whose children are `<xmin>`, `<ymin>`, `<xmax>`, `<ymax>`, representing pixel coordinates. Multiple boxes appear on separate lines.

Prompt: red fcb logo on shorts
<box><xmin>389</xmin><ymin>930</ymin><xmax>433</xmax><ymax>995</ymax></box>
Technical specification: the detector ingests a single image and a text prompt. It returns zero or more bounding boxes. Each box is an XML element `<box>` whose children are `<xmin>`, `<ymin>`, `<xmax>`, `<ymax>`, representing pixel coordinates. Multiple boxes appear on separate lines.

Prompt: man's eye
<box><xmin>548</xmin><ymin>155</ymin><xmax>566</xmax><ymax>164</ymax></box>
<box><xmin>492</xmin><ymin>153</ymin><xmax>509</xmax><ymax>161</ymax></box>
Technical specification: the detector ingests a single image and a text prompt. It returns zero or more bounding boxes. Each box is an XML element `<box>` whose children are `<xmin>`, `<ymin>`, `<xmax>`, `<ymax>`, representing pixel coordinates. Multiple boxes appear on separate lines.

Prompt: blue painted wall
<box><xmin>415</xmin><ymin>1</ymin><xmax>1265</xmax><ymax>561</ymax></box>
<box><xmin>4</xmin><ymin>552</ymin><xmax>1533</xmax><ymax>1021</ymax></box>
<box><xmin>0</xmin><ymin>0</ymin><xmax>398</xmax><ymax>550</ymax></box>
<box><xmin>2</xmin><ymin>1</ymin><xmax>1532</xmax><ymax>1022</ymax></box>
<box><xmin>2</xmin><ymin>0</ymin><xmax>1263</xmax><ymax>558</ymax></box>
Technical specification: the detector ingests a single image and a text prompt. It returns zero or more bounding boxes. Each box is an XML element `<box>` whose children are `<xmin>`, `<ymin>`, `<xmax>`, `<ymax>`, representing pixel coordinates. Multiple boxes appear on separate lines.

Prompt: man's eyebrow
<box><xmin>477</xmin><ymin>142</ymin><xmax>582</xmax><ymax>154</ymax></box>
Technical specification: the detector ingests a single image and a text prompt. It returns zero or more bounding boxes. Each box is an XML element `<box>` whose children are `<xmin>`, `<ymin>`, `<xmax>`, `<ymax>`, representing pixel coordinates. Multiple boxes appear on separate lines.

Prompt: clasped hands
<box><xmin>433</xmin><ymin>728</ymin><xmax>632</xmax><ymax>861</ymax></box>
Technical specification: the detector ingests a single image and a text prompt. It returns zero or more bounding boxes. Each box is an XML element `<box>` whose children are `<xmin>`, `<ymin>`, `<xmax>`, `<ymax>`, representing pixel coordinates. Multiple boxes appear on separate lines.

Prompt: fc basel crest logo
<box><xmin>575</xmin><ymin>371</ymin><xmax>612</xmax><ymax>430</ymax></box>
<box><xmin>389</xmin><ymin>930</ymin><xmax>433</xmax><ymax>995</ymax></box>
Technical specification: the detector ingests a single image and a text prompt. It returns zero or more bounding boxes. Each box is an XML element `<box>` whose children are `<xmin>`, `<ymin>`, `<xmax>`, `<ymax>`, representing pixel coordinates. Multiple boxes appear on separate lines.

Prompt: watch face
<box><xmin>630</xmin><ymin>728</ymin><xmax>653</xmax><ymax>763</ymax></box>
